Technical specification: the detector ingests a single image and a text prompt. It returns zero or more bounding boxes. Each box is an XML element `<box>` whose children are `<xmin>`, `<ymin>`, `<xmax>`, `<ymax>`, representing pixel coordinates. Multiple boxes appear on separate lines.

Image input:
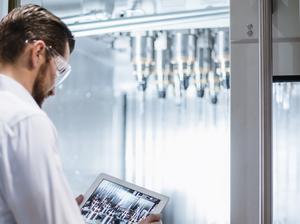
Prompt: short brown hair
<box><xmin>0</xmin><ymin>4</ymin><xmax>75</xmax><ymax>63</ymax></box>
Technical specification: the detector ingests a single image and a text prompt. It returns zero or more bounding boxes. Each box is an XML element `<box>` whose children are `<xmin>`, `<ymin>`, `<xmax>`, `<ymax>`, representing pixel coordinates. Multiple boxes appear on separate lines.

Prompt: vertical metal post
<box><xmin>259</xmin><ymin>0</ymin><xmax>273</xmax><ymax>223</ymax></box>
<box><xmin>121</xmin><ymin>93</ymin><xmax>127</xmax><ymax>179</ymax></box>
<box><xmin>8</xmin><ymin>0</ymin><xmax>20</xmax><ymax>12</ymax></box>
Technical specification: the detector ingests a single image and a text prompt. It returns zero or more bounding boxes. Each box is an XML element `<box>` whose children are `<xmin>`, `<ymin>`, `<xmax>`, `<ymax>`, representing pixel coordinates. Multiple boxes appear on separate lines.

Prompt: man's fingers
<box><xmin>139</xmin><ymin>214</ymin><xmax>161</xmax><ymax>224</ymax></box>
<box><xmin>75</xmin><ymin>194</ymin><xmax>84</xmax><ymax>205</ymax></box>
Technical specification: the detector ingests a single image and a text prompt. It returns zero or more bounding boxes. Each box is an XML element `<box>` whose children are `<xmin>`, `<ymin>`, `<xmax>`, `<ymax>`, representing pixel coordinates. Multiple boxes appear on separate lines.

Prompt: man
<box><xmin>0</xmin><ymin>4</ymin><xmax>160</xmax><ymax>224</ymax></box>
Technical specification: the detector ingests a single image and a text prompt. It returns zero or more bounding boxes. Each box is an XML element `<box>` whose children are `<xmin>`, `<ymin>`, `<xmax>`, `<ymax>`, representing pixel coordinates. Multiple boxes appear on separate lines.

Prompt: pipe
<box><xmin>258</xmin><ymin>0</ymin><xmax>273</xmax><ymax>223</ymax></box>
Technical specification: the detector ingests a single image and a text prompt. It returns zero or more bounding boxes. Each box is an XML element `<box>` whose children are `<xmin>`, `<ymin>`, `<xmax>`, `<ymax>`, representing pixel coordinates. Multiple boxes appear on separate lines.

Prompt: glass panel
<box><xmin>273</xmin><ymin>82</ymin><xmax>300</xmax><ymax>224</ymax></box>
<box><xmin>124</xmin><ymin>90</ymin><xmax>230</xmax><ymax>223</ymax></box>
<box><xmin>114</xmin><ymin>25</ymin><xmax>231</xmax><ymax>223</ymax></box>
<box><xmin>43</xmin><ymin>38</ymin><xmax>124</xmax><ymax>194</ymax></box>
<box><xmin>272</xmin><ymin>0</ymin><xmax>300</xmax><ymax>222</ymax></box>
<box><xmin>20</xmin><ymin>0</ymin><xmax>231</xmax><ymax>223</ymax></box>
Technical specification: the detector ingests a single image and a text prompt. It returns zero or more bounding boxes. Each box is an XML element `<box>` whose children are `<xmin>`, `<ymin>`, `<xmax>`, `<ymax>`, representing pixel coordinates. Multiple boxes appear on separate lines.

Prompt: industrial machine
<box><xmin>129</xmin><ymin>28</ymin><xmax>230</xmax><ymax>104</ymax></box>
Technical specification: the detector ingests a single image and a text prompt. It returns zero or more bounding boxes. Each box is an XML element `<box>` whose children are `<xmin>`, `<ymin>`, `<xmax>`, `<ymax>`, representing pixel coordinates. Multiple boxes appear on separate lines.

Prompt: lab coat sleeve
<box><xmin>0</xmin><ymin>114</ymin><xmax>85</xmax><ymax>224</ymax></box>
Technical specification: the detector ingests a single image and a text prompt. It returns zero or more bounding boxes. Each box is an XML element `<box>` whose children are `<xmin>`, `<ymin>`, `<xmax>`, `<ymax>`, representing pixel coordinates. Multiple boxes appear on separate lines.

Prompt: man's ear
<box><xmin>29</xmin><ymin>40</ymin><xmax>46</xmax><ymax>69</ymax></box>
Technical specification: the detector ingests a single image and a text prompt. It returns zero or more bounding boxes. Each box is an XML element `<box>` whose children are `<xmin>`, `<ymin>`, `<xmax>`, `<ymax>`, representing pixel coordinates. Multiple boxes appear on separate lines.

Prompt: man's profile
<box><xmin>0</xmin><ymin>4</ymin><xmax>160</xmax><ymax>224</ymax></box>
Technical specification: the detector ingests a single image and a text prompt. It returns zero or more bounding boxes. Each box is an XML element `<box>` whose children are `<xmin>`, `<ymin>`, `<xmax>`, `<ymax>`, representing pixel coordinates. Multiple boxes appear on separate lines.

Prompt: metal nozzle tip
<box><xmin>158</xmin><ymin>90</ymin><xmax>166</xmax><ymax>98</ymax></box>
<box><xmin>138</xmin><ymin>82</ymin><xmax>147</xmax><ymax>91</ymax></box>
<box><xmin>197</xmin><ymin>89</ymin><xmax>205</xmax><ymax>98</ymax></box>
<box><xmin>211</xmin><ymin>96</ymin><xmax>218</xmax><ymax>104</ymax></box>
<box><xmin>182</xmin><ymin>77</ymin><xmax>190</xmax><ymax>90</ymax></box>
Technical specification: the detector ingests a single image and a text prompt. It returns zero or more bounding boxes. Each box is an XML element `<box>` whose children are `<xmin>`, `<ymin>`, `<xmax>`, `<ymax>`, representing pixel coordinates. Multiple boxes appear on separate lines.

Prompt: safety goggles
<box><xmin>25</xmin><ymin>39</ymin><xmax>72</xmax><ymax>88</ymax></box>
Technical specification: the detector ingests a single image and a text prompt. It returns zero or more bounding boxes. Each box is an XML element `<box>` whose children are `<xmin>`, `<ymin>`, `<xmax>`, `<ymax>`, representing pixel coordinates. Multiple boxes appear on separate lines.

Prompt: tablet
<box><xmin>80</xmin><ymin>173</ymin><xmax>168</xmax><ymax>224</ymax></box>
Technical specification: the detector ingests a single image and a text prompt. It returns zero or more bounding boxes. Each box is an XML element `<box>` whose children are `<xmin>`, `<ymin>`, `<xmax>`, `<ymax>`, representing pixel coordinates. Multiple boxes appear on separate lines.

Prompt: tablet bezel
<box><xmin>80</xmin><ymin>173</ymin><xmax>169</xmax><ymax>221</ymax></box>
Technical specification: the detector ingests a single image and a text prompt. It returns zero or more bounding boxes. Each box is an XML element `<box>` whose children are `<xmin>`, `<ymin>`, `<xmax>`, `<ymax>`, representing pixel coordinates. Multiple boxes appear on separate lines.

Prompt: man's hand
<box><xmin>75</xmin><ymin>194</ymin><xmax>84</xmax><ymax>206</ymax></box>
<box><xmin>139</xmin><ymin>214</ymin><xmax>161</xmax><ymax>224</ymax></box>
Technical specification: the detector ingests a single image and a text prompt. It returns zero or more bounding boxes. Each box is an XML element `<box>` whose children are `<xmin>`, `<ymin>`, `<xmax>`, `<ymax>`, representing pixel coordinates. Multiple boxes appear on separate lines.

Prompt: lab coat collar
<box><xmin>0</xmin><ymin>74</ymin><xmax>40</xmax><ymax>109</ymax></box>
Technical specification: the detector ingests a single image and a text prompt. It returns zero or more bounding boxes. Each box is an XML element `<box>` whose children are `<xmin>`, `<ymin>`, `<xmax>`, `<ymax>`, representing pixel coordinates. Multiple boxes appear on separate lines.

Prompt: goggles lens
<box><xmin>46</xmin><ymin>46</ymin><xmax>71</xmax><ymax>88</ymax></box>
<box><xmin>25</xmin><ymin>39</ymin><xmax>72</xmax><ymax>88</ymax></box>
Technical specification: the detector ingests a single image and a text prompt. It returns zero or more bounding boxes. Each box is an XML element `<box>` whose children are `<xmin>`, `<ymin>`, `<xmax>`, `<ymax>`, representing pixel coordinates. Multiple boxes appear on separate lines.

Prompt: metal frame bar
<box><xmin>8</xmin><ymin>0</ymin><xmax>20</xmax><ymax>12</ymax></box>
<box><xmin>258</xmin><ymin>0</ymin><xmax>273</xmax><ymax>223</ymax></box>
<box><xmin>273</xmin><ymin>75</ymin><xmax>300</xmax><ymax>83</ymax></box>
<box><xmin>65</xmin><ymin>7</ymin><xmax>229</xmax><ymax>37</ymax></box>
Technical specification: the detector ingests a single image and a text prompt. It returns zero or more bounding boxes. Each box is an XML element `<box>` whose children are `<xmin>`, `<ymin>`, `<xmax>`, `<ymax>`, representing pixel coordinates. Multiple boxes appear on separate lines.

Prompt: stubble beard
<box><xmin>32</xmin><ymin>63</ymin><xmax>51</xmax><ymax>108</ymax></box>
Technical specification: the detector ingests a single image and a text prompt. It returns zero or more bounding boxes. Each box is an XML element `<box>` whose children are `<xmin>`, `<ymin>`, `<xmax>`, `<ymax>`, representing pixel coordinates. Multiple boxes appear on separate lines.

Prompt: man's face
<box><xmin>32</xmin><ymin>43</ymin><xmax>70</xmax><ymax>107</ymax></box>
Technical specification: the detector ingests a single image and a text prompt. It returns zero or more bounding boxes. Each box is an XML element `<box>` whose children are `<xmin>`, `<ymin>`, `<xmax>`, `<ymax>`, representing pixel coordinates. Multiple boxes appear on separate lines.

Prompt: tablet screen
<box><xmin>81</xmin><ymin>179</ymin><xmax>161</xmax><ymax>224</ymax></box>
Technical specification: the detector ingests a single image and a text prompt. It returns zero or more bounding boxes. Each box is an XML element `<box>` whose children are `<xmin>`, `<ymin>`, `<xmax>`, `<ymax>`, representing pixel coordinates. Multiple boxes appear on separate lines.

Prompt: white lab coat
<box><xmin>0</xmin><ymin>74</ymin><xmax>85</xmax><ymax>224</ymax></box>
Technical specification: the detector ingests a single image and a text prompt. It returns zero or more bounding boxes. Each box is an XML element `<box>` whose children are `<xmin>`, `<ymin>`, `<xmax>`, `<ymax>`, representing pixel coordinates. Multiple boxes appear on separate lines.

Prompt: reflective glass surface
<box><xmin>20</xmin><ymin>1</ymin><xmax>231</xmax><ymax>223</ymax></box>
<box><xmin>273</xmin><ymin>82</ymin><xmax>300</xmax><ymax>224</ymax></box>
<box><xmin>124</xmin><ymin>90</ymin><xmax>230</xmax><ymax>223</ymax></box>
